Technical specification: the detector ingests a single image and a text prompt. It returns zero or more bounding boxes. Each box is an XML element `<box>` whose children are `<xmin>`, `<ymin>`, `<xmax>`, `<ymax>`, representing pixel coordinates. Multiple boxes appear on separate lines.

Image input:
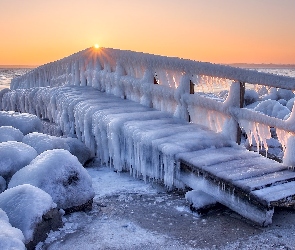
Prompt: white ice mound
<box><xmin>0</xmin><ymin>141</ymin><xmax>38</xmax><ymax>180</ymax></box>
<box><xmin>9</xmin><ymin>149</ymin><xmax>94</xmax><ymax>209</ymax></box>
<box><xmin>254</xmin><ymin>99</ymin><xmax>290</xmax><ymax>120</ymax></box>
<box><xmin>0</xmin><ymin>111</ymin><xmax>42</xmax><ymax>135</ymax></box>
<box><xmin>0</xmin><ymin>184</ymin><xmax>56</xmax><ymax>243</ymax></box>
<box><xmin>0</xmin><ymin>126</ymin><xmax>24</xmax><ymax>143</ymax></box>
<box><xmin>22</xmin><ymin>132</ymin><xmax>91</xmax><ymax>164</ymax></box>
<box><xmin>185</xmin><ymin>190</ymin><xmax>217</xmax><ymax>210</ymax></box>
<box><xmin>0</xmin><ymin>208</ymin><xmax>25</xmax><ymax>250</ymax></box>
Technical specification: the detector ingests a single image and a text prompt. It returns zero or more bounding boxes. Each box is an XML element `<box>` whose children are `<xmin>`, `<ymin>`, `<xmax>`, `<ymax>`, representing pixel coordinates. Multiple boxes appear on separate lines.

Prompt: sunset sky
<box><xmin>1</xmin><ymin>0</ymin><xmax>295</xmax><ymax>66</ymax></box>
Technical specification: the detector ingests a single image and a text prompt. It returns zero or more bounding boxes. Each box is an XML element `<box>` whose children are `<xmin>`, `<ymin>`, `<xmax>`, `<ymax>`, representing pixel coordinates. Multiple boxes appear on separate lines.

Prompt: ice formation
<box><xmin>0</xmin><ymin>184</ymin><xmax>56</xmax><ymax>243</ymax></box>
<box><xmin>9</xmin><ymin>149</ymin><xmax>94</xmax><ymax>209</ymax></box>
<box><xmin>0</xmin><ymin>126</ymin><xmax>24</xmax><ymax>143</ymax></box>
<box><xmin>22</xmin><ymin>132</ymin><xmax>91</xmax><ymax>164</ymax></box>
<box><xmin>2</xmin><ymin>46</ymin><xmax>295</xmax><ymax>187</ymax></box>
<box><xmin>0</xmin><ymin>111</ymin><xmax>42</xmax><ymax>135</ymax></box>
<box><xmin>0</xmin><ymin>208</ymin><xmax>25</xmax><ymax>250</ymax></box>
<box><xmin>0</xmin><ymin>141</ymin><xmax>37</xmax><ymax>180</ymax></box>
<box><xmin>185</xmin><ymin>190</ymin><xmax>217</xmax><ymax>210</ymax></box>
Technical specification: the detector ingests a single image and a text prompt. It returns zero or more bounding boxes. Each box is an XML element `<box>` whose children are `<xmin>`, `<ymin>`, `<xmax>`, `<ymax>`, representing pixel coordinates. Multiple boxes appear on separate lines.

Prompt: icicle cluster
<box><xmin>2</xmin><ymin>86</ymin><xmax>233</xmax><ymax>188</ymax></box>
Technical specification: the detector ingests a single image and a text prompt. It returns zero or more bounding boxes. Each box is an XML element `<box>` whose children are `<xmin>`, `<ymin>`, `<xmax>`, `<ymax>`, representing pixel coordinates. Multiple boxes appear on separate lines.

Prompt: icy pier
<box><xmin>3</xmin><ymin>85</ymin><xmax>295</xmax><ymax>226</ymax></box>
<box><xmin>3</xmin><ymin>47</ymin><xmax>295</xmax><ymax>226</ymax></box>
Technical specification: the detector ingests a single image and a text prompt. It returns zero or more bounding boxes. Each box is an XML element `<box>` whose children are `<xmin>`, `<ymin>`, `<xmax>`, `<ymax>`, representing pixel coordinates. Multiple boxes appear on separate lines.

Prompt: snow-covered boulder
<box><xmin>63</xmin><ymin>137</ymin><xmax>92</xmax><ymax>165</ymax></box>
<box><xmin>185</xmin><ymin>190</ymin><xmax>217</xmax><ymax>214</ymax></box>
<box><xmin>0</xmin><ymin>176</ymin><xmax>6</xmax><ymax>193</ymax></box>
<box><xmin>0</xmin><ymin>184</ymin><xmax>61</xmax><ymax>249</ymax></box>
<box><xmin>0</xmin><ymin>141</ymin><xmax>38</xmax><ymax>181</ymax></box>
<box><xmin>286</xmin><ymin>97</ymin><xmax>295</xmax><ymax>111</ymax></box>
<box><xmin>22</xmin><ymin>132</ymin><xmax>91</xmax><ymax>164</ymax></box>
<box><xmin>244</xmin><ymin>89</ymin><xmax>259</xmax><ymax>106</ymax></box>
<box><xmin>277</xmin><ymin>88</ymin><xmax>294</xmax><ymax>101</ymax></box>
<box><xmin>0</xmin><ymin>208</ymin><xmax>25</xmax><ymax>250</ymax></box>
<box><xmin>9</xmin><ymin>149</ymin><xmax>95</xmax><ymax>211</ymax></box>
<box><xmin>0</xmin><ymin>126</ymin><xmax>24</xmax><ymax>143</ymax></box>
<box><xmin>254</xmin><ymin>99</ymin><xmax>290</xmax><ymax>120</ymax></box>
<box><xmin>0</xmin><ymin>111</ymin><xmax>42</xmax><ymax>135</ymax></box>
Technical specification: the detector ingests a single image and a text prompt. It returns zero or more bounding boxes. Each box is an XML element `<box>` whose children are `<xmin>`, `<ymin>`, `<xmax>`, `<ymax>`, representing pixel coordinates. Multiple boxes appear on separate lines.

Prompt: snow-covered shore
<box><xmin>38</xmin><ymin>164</ymin><xmax>295</xmax><ymax>250</ymax></box>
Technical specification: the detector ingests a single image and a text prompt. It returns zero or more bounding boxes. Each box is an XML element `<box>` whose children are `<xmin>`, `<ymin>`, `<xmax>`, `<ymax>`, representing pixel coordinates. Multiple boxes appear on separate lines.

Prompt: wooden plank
<box><xmin>233</xmin><ymin>170</ymin><xmax>295</xmax><ymax>192</ymax></box>
<box><xmin>201</xmin><ymin>157</ymin><xmax>286</xmax><ymax>182</ymax></box>
<box><xmin>251</xmin><ymin>181</ymin><xmax>295</xmax><ymax>205</ymax></box>
<box><xmin>177</xmin><ymin>147</ymin><xmax>260</xmax><ymax>168</ymax></box>
<box><xmin>212</xmin><ymin>163</ymin><xmax>287</xmax><ymax>182</ymax></box>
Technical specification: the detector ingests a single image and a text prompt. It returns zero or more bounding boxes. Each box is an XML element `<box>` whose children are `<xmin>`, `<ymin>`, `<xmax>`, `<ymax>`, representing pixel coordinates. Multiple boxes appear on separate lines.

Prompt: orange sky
<box><xmin>0</xmin><ymin>0</ymin><xmax>295</xmax><ymax>66</ymax></box>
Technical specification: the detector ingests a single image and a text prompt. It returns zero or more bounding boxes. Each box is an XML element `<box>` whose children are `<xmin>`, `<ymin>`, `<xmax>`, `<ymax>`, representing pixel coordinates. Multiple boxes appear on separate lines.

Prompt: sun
<box><xmin>94</xmin><ymin>44</ymin><xmax>99</xmax><ymax>49</ymax></box>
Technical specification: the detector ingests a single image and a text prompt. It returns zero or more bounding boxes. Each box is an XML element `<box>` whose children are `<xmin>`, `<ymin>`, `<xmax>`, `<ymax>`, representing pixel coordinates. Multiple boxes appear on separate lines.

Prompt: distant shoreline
<box><xmin>228</xmin><ymin>63</ymin><xmax>295</xmax><ymax>69</ymax></box>
<box><xmin>0</xmin><ymin>65</ymin><xmax>38</xmax><ymax>69</ymax></box>
<box><xmin>2</xmin><ymin>63</ymin><xmax>295</xmax><ymax>69</ymax></box>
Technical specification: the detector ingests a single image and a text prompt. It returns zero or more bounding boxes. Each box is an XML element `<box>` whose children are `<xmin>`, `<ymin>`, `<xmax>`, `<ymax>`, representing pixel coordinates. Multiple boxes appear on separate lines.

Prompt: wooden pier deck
<box><xmin>3</xmin><ymin>85</ymin><xmax>295</xmax><ymax>226</ymax></box>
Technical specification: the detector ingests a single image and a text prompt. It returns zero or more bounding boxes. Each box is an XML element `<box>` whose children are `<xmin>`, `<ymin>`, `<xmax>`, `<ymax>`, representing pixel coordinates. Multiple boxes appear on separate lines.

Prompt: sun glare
<box><xmin>94</xmin><ymin>44</ymin><xmax>99</xmax><ymax>49</ymax></box>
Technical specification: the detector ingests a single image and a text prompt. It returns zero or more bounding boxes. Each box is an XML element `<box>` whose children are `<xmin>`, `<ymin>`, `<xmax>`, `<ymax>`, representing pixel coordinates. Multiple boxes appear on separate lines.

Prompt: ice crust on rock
<box><xmin>0</xmin><ymin>208</ymin><xmax>25</xmax><ymax>250</ymax></box>
<box><xmin>0</xmin><ymin>184</ymin><xmax>56</xmax><ymax>243</ymax></box>
<box><xmin>254</xmin><ymin>100</ymin><xmax>290</xmax><ymax>120</ymax></box>
<box><xmin>185</xmin><ymin>190</ymin><xmax>217</xmax><ymax>210</ymax></box>
<box><xmin>22</xmin><ymin>132</ymin><xmax>91</xmax><ymax>164</ymax></box>
<box><xmin>9</xmin><ymin>149</ymin><xmax>95</xmax><ymax>209</ymax></box>
<box><xmin>0</xmin><ymin>111</ymin><xmax>42</xmax><ymax>135</ymax></box>
<box><xmin>0</xmin><ymin>126</ymin><xmax>24</xmax><ymax>143</ymax></box>
<box><xmin>0</xmin><ymin>141</ymin><xmax>38</xmax><ymax>180</ymax></box>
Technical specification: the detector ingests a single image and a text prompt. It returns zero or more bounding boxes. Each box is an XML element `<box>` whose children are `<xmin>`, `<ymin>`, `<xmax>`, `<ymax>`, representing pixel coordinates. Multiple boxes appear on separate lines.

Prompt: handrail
<box><xmin>5</xmin><ymin>47</ymin><xmax>295</xmax><ymax>166</ymax></box>
<box><xmin>11</xmin><ymin>47</ymin><xmax>295</xmax><ymax>90</ymax></box>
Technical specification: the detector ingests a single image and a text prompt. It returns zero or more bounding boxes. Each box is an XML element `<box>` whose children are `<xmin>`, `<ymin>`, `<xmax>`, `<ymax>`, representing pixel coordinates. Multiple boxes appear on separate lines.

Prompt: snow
<box><xmin>254</xmin><ymin>100</ymin><xmax>290</xmax><ymax>120</ymax></box>
<box><xmin>0</xmin><ymin>126</ymin><xmax>24</xmax><ymax>143</ymax></box>
<box><xmin>185</xmin><ymin>190</ymin><xmax>217</xmax><ymax>209</ymax></box>
<box><xmin>0</xmin><ymin>208</ymin><xmax>25</xmax><ymax>250</ymax></box>
<box><xmin>0</xmin><ymin>111</ymin><xmax>42</xmax><ymax>135</ymax></box>
<box><xmin>8</xmin><ymin>149</ymin><xmax>94</xmax><ymax>209</ymax></box>
<box><xmin>2</xmin><ymin>57</ymin><xmax>295</xmax><ymax>248</ymax></box>
<box><xmin>0</xmin><ymin>184</ymin><xmax>56</xmax><ymax>243</ymax></box>
<box><xmin>36</xmin><ymin>165</ymin><xmax>295</xmax><ymax>249</ymax></box>
<box><xmin>10</xmin><ymin>48</ymin><xmax>295</xmax><ymax>91</ymax></box>
<box><xmin>22</xmin><ymin>132</ymin><xmax>91</xmax><ymax>164</ymax></box>
<box><xmin>0</xmin><ymin>141</ymin><xmax>37</xmax><ymax>180</ymax></box>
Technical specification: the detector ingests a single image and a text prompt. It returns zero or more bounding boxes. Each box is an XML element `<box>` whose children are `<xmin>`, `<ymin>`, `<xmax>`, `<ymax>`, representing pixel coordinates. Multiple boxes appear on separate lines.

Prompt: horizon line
<box><xmin>1</xmin><ymin>62</ymin><xmax>295</xmax><ymax>69</ymax></box>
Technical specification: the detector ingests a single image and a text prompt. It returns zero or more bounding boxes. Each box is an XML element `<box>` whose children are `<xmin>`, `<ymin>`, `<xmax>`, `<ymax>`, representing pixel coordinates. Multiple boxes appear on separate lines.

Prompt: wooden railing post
<box><xmin>190</xmin><ymin>80</ymin><xmax>194</xmax><ymax>94</ymax></box>
<box><xmin>236</xmin><ymin>82</ymin><xmax>245</xmax><ymax>144</ymax></box>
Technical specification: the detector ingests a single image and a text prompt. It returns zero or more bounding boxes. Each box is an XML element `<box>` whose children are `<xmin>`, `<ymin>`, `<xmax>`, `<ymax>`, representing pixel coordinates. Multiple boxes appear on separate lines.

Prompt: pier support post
<box><xmin>236</xmin><ymin>82</ymin><xmax>245</xmax><ymax>144</ymax></box>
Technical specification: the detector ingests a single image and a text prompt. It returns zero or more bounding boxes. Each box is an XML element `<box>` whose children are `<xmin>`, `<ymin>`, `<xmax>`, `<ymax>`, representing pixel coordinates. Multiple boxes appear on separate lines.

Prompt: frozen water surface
<box><xmin>34</xmin><ymin>165</ymin><xmax>295</xmax><ymax>250</ymax></box>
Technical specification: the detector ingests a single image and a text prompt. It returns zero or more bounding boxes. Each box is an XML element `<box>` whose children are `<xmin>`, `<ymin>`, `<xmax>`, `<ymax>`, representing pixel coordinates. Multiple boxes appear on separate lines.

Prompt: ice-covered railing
<box><xmin>11</xmin><ymin>47</ymin><xmax>295</xmax><ymax>90</ymax></box>
<box><xmin>9</xmin><ymin>47</ymin><xmax>295</xmax><ymax>165</ymax></box>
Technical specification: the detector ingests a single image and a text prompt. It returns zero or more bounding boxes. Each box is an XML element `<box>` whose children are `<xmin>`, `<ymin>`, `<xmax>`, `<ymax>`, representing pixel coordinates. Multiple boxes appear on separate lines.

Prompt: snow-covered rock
<box><xmin>0</xmin><ymin>141</ymin><xmax>38</xmax><ymax>181</ymax></box>
<box><xmin>286</xmin><ymin>97</ymin><xmax>295</xmax><ymax>111</ymax></box>
<box><xmin>0</xmin><ymin>208</ymin><xmax>25</xmax><ymax>250</ymax></box>
<box><xmin>0</xmin><ymin>111</ymin><xmax>42</xmax><ymax>135</ymax></box>
<box><xmin>277</xmin><ymin>88</ymin><xmax>294</xmax><ymax>101</ymax></box>
<box><xmin>9</xmin><ymin>149</ymin><xmax>95</xmax><ymax>210</ymax></box>
<box><xmin>0</xmin><ymin>126</ymin><xmax>24</xmax><ymax>143</ymax></box>
<box><xmin>244</xmin><ymin>89</ymin><xmax>259</xmax><ymax>106</ymax></box>
<box><xmin>63</xmin><ymin>137</ymin><xmax>92</xmax><ymax>165</ymax></box>
<box><xmin>0</xmin><ymin>184</ymin><xmax>59</xmax><ymax>246</ymax></box>
<box><xmin>22</xmin><ymin>132</ymin><xmax>91</xmax><ymax>164</ymax></box>
<box><xmin>0</xmin><ymin>176</ymin><xmax>6</xmax><ymax>193</ymax></box>
<box><xmin>185</xmin><ymin>190</ymin><xmax>217</xmax><ymax>213</ymax></box>
<box><xmin>254</xmin><ymin>99</ymin><xmax>290</xmax><ymax>120</ymax></box>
